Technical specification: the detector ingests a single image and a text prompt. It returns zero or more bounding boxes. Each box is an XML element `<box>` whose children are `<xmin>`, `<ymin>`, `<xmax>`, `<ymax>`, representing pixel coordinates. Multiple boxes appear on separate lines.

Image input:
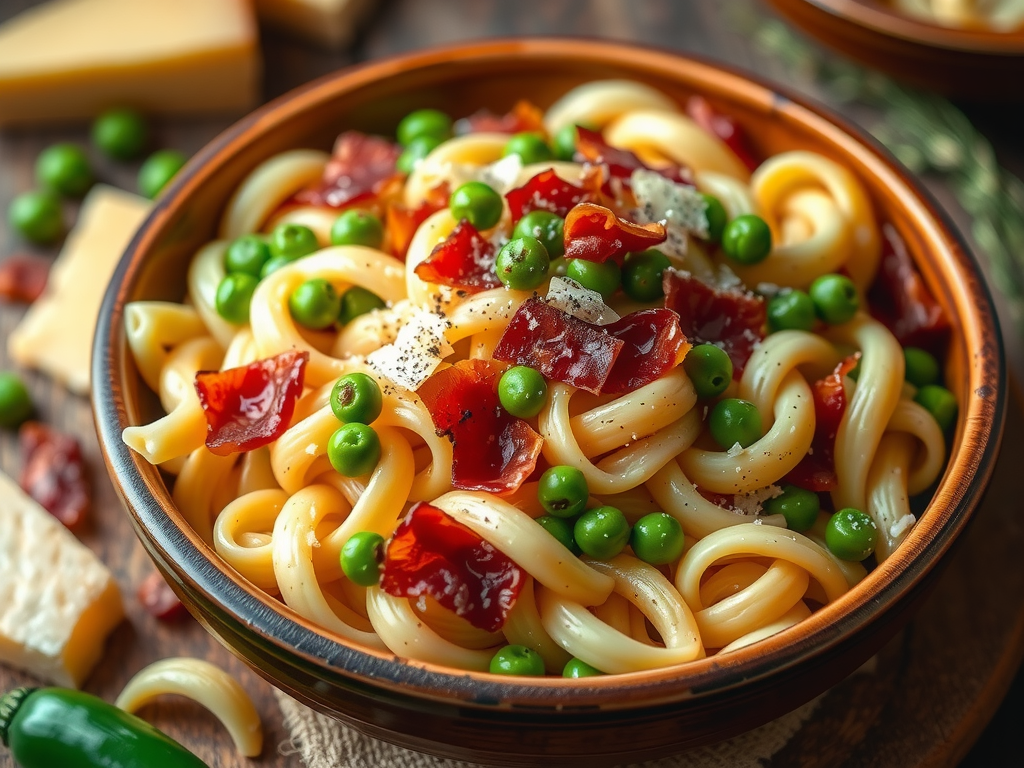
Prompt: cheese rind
<box><xmin>0</xmin><ymin>470</ymin><xmax>124</xmax><ymax>687</ymax></box>
<box><xmin>0</xmin><ymin>0</ymin><xmax>260</xmax><ymax>125</ymax></box>
<box><xmin>8</xmin><ymin>185</ymin><xmax>151</xmax><ymax>395</ymax></box>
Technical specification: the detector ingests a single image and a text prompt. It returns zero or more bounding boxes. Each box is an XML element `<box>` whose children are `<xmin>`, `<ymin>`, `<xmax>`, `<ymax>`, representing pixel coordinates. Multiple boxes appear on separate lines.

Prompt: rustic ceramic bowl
<box><xmin>93</xmin><ymin>39</ymin><xmax>1004</xmax><ymax>766</ymax></box>
<box><xmin>768</xmin><ymin>0</ymin><xmax>1024</xmax><ymax>98</ymax></box>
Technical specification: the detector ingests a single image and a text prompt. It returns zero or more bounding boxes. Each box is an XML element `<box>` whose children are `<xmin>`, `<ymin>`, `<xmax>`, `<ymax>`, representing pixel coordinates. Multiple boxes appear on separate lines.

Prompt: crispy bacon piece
<box><xmin>563</xmin><ymin>203</ymin><xmax>666</xmax><ymax>264</ymax></box>
<box><xmin>602</xmin><ymin>309</ymin><xmax>690</xmax><ymax>395</ymax></box>
<box><xmin>868</xmin><ymin>224</ymin><xmax>950</xmax><ymax>352</ymax></box>
<box><xmin>686</xmin><ymin>95</ymin><xmax>759</xmax><ymax>173</ymax></box>
<box><xmin>663</xmin><ymin>270</ymin><xmax>765</xmax><ymax>378</ymax></box>
<box><xmin>194</xmin><ymin>350</ymin><xmax>308</xmax><ymax>457</ymax></box>
<box><xmin>385</xmin><ymin>182</ymin><xmax>450</xmax><ymax>260</ymax></box>
<box><xmin>137</xmin><ymin>572</ymin><xmax>188</xmax><ymax>622</ymax></box>
<box><xmin>413</xmin><ymin>221</ymin><xmax>501</xmax><ymax>292</ymax></box>
<box><xmin>381</xmin><ymin>502</ymin><xmax>524</xmax><ymax>632</ymax></box>
<box><xmin>19</xmin><ymin>421</ymin><xmax>89</xmax><ymax>531</ymax></box>
<box><xmin>785</xmin><ymin>355</ymin><xmax>859</xmax><ymax>492</ymax></box>
<box><xmin>0</xmin><ymin>254</ymin><xmax>49</xmax><ymax>303</ymax></box>
<box><xmin>456</xmin><ymin>100</ymin><xmax>545</xmax><ymax>135</ymax></box>
<box><xmin>575</xmin><ymin>126</ymin><xmax>691</xmax><ymax>185</ymax></box>
<box><xmin>418</xmin><ymin>359</ymin><xmax>542</xmax><ymax>494</ymax></box>
<box><xmin>505</xmin><ymin>169</ymin><xmax>599</xmax><ymax>225</ymax></box>
<box><xmin>292</xmin><ymin>131</ymin><xmax>402</xmax><ymax>209</ymax></box>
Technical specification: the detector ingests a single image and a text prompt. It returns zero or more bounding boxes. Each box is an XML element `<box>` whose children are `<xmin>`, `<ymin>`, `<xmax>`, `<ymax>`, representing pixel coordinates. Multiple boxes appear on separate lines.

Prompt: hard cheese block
<box><xmin>0</xmin><ymin>470</ymin><xmax>124</xmax><ymax>687</ymax></box>
<box><xmin>253</xmin><ymin>0</ymin><xmax>374</xmax><ymax>48</ymax></box>
<box><xmin>0</xmin><ymin>0</ymin><xmax>260</xmax><ymax>125</ymax></box>
<box><xmin>8</xmin><ymin>185</ymin><xmax>151</xmax><ymax>395</ymax></box>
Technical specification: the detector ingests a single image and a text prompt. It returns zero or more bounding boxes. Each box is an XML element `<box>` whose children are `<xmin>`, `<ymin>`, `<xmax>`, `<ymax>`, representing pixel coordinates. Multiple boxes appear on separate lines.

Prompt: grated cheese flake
<box><xmin>545</xmin><ymin>276</ymin><xmax>620</xmax><ymax>326</ymax></box>
<box><xmin>889</xmin><ymin>514</ymin><xmax>916</xmax><ymax>540</ymax></box>
<box><xmin>630</xmin><ymin>168</ymin><xmax>708</xmax><ymax>257</ymax></box>
<box><xmin>366</xmin><ymin>309</ymin><xmax>453</xmax><ymax>391</ymax></box>
<box><xmin>731</xmin><ymin>484</ymin><xmax>785</xmax><ymax>516</ymax></box>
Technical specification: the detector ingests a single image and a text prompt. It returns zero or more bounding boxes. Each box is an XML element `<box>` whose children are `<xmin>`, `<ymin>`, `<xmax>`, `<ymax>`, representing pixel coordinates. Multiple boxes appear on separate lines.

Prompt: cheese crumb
<box><xmin>889</xmin><ymin>514</ymin><xmax>916</xmax><ymax>540</ymax></box>
<box><xmin>367</xmin><ymin>309</ymin><xmax>453</xmax><ymax>391</ymax></box>
<box><xmin>545</xmin><ymin>276</ymin><xmax>620</xmax><ymax>325</ymax></box>
<box><xmin>731</xmin><ymin>484</ymin><xmax>784</xmax><ymax>516</ymax></box>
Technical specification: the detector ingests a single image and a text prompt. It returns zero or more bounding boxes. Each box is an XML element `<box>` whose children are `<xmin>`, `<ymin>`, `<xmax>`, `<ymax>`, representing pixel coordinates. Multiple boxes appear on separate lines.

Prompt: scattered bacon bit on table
<box><xmin>663</xmin><ymin>269</ymin><xmax>765</xmax><ymax>378</ymax></box>
<box><xmin>784</xmin><ymin>355</ymin><xmax>860</xmax><ymax>492</ymax></box>
<box><xmin>18</xmin><ymin>421</ymin><xmax>89</xmax><ymax>531</ymax></box>
<box><xmin>685</xmin><ymin>95</ymin><xmax>760</xmax><ymax>173</ymax></box>
<box><xmin>194</xmin><ymin>350</ymin><xmax>309</xmax><ymax>456</ymax></box>
<box><xmin>386</xmin><ymin>182</ymin><xmax>450</xmax><ymax>260</ymax></box>
<box><xmin>137</xmin><ymin>572</ymin><xmax>189</xmax><ymax>622</ymax></box>
<box><xmin>456</xmin><ymin>99</ymin><xmax>544</xmax><ymax>135</ymax></box>
<box><xmin>505</xmin><ymin>168</ymin><xmax>600</xmax><ymax>224</ymax></box>
<box><xmin>563</xmin><ymin>202</ymin><xmax>667</xmax><ymax>264</ymax></box>
<box><xmin>601</xmin><ymin>309</ymin><xmax>691</xmax><ymax>394</ymax></box>
<box><xmin>381</xmin><ymin>501</ymin><xmax>524</xmax><ymax>632</ymax></box>
<box><xmin>413</xmin><ymin>221</ymin><xmax>500</xmax><ymax>292</ymax></box>
<box><xmin>575</xmin><ymin>126</ymin><xmax>692</xmax><ymax>186</ymax></box>
<box><xmin>0</xmin><ymin>254</ymin><xmax>50</xmax><ymax>303</ymax></box>
<box><xmin>291</xmin><ymin>131</ymin><xmax>402</xmax><ymax>209</ymax></box>
<box><xmin>418</xmin><ymin>359</ymin><xmax>542</xmax><ymax>494</ymax></box>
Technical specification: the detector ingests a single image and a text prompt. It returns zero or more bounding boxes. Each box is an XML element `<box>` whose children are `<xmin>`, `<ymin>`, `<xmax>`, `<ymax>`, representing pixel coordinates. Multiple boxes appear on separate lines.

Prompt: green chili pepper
<box><xmin>1</xmin><ymin>687</ymin><xmax>207</xmax><ymax>768</ymax></box>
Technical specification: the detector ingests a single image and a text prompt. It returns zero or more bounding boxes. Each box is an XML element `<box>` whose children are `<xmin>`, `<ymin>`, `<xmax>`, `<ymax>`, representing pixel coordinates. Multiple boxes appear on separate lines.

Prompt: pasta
<box><xmin>122</xmin><ymin>80</ymin><xmax>955</xmax><ymax>678</ymax></box>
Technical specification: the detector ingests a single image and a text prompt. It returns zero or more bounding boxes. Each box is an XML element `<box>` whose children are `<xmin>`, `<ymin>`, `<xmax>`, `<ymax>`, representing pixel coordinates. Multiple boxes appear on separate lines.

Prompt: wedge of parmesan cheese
<box><xmin>366</xmin><ymin>309</ymin><xmax>453</xmax><ymax>391</ymax></box>
<box><xmin>0</xmin><ymin>470</ymin><xmax>123</xmax><ymax>687</ymax></box>
<box><xmin>8</xmin><ymin>185</ymin><xmax>150</xmax><ymax>395</ymax></box>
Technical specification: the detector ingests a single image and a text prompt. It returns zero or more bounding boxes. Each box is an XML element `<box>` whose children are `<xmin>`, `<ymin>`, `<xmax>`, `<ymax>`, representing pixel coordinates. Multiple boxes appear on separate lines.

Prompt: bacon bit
<box><xmin>381</xmin><ymin>502</ymin><xmax>523</xmax><ymax>632</ymax></box>
<box><xmin>663</xmin><ymin>270</ymin><xmax>765</xmax><ymax>378</ymax></box>
<box><xmin>418</xmin><ymin>359</ymin><xmax>543</xmax><ymax>494</ymax></box>
<box><xmin>601</xmin><ymin>309</ymin><xmax>690</xmax><ymax>394</ymax></box>
<box><xmin>785</xmin><ymin>355</ymin><xmax>859</xmax><ymax>492</ymax></box>
<box><xmin>456</xmin><ymin>100</ymin><xmax>545</xmax><ymax>135</ymax></box>
<box><xmin>563</xmin><ymin>202</ymin><xmax>666</xmax><ymax>264</ymax></box>
<box><xmin>575</xmin><ymin>126</ymin><xmax>691</xmax><ymax>186</ymax></box>
<box><xmin>292</xmin><ymin>131</ymin><xmax>401</xmax><ymax>209</ymax></box>
<box><xmin>685</xmin><ymin>95</ymin><xmax>759</xmax><ymax>173</ymax></box>
<box><xmin>385</xmin><ymin>182</ymin><xmax>450</xmax><ymax>260</ymax></box>
<box><xmin>194</xmin><ymin>350</ymin><xmax>308</xmax><ymax>457</ymax></box>
<box><xmin>868</xmin><ymin>224</ymin><xmax>950</xmax><ymax>352</ymax></box>
<box><xmin>19</xmin><ymin>421</ymin><xmax>89</xmax><ymax>532</ymax></box>
<box><xmin>413</xmin><ymin>221</ymin><xmax>501</xmax><ymax>292</ymax></box>
<box><xmin>505</xmin><ymin>169</ymin><xmax>599</xmax><ymax>225</ymax></box>
<box><xmin>0</xmin><ymin>254</ymin><xmax>49</xmax><ymax>303</ymax></box>
<box><xmin>137</xmin><ymin>572</ymin><xmax>189</xmax><ymax>622</ymax></box>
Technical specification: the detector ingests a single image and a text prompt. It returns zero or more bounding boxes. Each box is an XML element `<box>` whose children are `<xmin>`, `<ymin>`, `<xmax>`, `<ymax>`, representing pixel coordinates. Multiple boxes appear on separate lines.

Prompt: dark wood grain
<box><xmin>1</xmin><ymin>1</ymin><xmax>1023</xmax><ymax>766</ymax></box>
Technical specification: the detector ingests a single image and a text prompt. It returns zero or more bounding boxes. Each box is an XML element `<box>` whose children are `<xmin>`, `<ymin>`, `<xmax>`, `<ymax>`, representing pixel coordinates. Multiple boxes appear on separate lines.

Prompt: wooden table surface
<box><xmin>2</xmin><ymin>1</ymin><xmax>1023</xmax><ymax>766</ymax></box>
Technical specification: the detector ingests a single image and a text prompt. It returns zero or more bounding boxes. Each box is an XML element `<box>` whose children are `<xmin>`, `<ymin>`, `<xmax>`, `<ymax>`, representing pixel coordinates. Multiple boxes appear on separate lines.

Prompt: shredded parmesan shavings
<box><xmin>731</xmin><ymin>485</ymin><xmax>784</xmax><ymax>516</ymax></box>
<box><xmin>366</xmin><ymin>309</ymin><xmax>453</xmax><ymax>391</ymax></box>
<box><xmin>630</xmin><ymin>168</ymin><xmax>709</xmax><ymax>257</ymax></box>
<box><xmin>545</xmin><ymin>276</ymin><xmax>620</xmax><ymax>326</ymax></box>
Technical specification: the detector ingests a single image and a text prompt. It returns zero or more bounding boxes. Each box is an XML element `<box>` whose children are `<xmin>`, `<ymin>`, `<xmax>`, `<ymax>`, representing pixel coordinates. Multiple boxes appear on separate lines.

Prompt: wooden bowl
<box><xmin>768</xmin><ymin>0</ymin><xmax>1024</xmax><ymax>98</ymax></box>
<box><xmin>92</xmin><ymin>39</ymin><xmax>1005</xmax><ymax>766</ymax></box>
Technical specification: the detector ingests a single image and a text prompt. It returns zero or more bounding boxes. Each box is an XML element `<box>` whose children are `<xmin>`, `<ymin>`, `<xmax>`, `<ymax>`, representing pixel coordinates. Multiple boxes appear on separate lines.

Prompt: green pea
<box><xmin>536</xmin><ymin>515</ymin><xmax>581</xmax><ymax>555</ymax></box>
<box><xmin>622</xmin><ymin>249</ymin><xmax>671</xmax><ymax>302</ymax></box>
<box><xmin>574</xmin><ymin>506</ymin><xmax>630</xmax><ymax>560</ymax></box>
<box><xmin>92</xmin><ymin>107</ymin><xmax>148</xmax><ymax>160</ymax></box>
<box><xmin>449</xmin><ymin>181</ymin><xmax>503</xmax><ymax>231</ymax></box>
<box><xmin>503</xmin><ymin>132</ymin><xmax>553</xmax><ymax>165</ymax></box>
<box><xmin>498</xmin><ymin>366</ymin><xmax>548</xmax><ymax>419</ymax></box>
<box><xmin>904</xmin><ymin>347</ymin><xmax>940</xmax><ymax>388</ymax></box>
<box><xmin>289</xmin><ymin>278</ymin><xmax>341</xmax><ymax>330</ymax></box>
<box><xmin>762</xmin><ymin>484</ymin><xmax>820</xmax><ymax>532</ymax></box>
<box><xmin>552</xmin><ymin>124</ymin><xmax>581</xmax><ymax>162</ymax></box>
<box><xmin>489</xmin><ymin>645</ymin><xmax>545</xmax><ymax>676</ymax></box>
<box><xmin>224</xmin><ymin>235</ymin><xmax>271</xmax><ymax>278</ymax></box>
<box><xmin>721</xmin><ymin>214</ymin><xmax>772</xmax><ymax>265</ymax></box>
<box><xmin>397</xmin><ymin>108</ymin><xmax>452</xmax><ymax>146</ymax></box>
<box><xmin>330</xmin><ymin>372</ymin><xmax>383</xmax><ymax>425</ymax></box>
<box><xmin>915</xmin><ymin>384</ymin><xmax>958</xmax><ymax>432</ymax></box>
<box><xmin>709</xmin><ymin>398</ymin><xmax>762</xmax><ymax>449</ymax></box>
<box><xmin>0</xmin><ymin>372</ymin><xmax>34</xmax><ymax>429</ymax></box>
<box><xmin>340</xmin><ymin>531</ymin><xmax>385</xmax><ymax>587</ymax></box>
<box><xmin>565</xmin><ymin>258</ymin><xmax>620</xmax><ymax>299</ymax></box>
<box><xmin>563</xmin><ymin>657</ymin><xmax>603</xmax><ymax>678</ymax></box>
<box><xmin>9</xmin><ymin>191</ymin><xmax>62</xmax><ymax>244</ymax></box>
<box><xmin>682</xmin><ymin>344</ymin><xmax>733</xmax><ymax>399</ymax></box>
<box><xmin>138</xmin><ymin>149</ymin><xmax>187</xmax><ymax>199</ymax></box>
<box><xmin>35</xmin><ymin>143</ymin><xmax>93</xmax><ymax>197</ymax></box>
<box><xmin>269</xmin><ymin>222</ymin><xmax>319</xmax><ymax>261</ymax></box>
<box><xmin>396</xmin><ymin>135</ymin><xmax>443</xmax><ymax>174</ymax></box>
<box><xmin>328</xmin><ymin>423</ymin><xmax>381</xmax><ymax>477</ymax></box>
<box><xmin>339</xmin><ymin>286</ymin><xmax>386</xmax><ymax>324</ymax></box>
<box><xmin>214</xmin><ymin>273</ymin><xmax>258</xmax><ymax>324</ymax></box>
<box><xmin>495</xmin><ymin>236</ymin><xmax>550</xmax><ymax>291</ymax></box>
<box><xmin>767</xmin><ymin>289</ymin><xmax>815</xmax><ymax>333</ymax></box>
<box><xmin>512</xmin><ymin>210</ymin><xmax>565</xmax><ymax>259</ymax></box>
<box><xmin>809</xmin><ymin>274</ymin><xmax>859</xmax><ymax>325</ymax></box>
<box><xmin>331</xmin><ymin>209</ymin><xmax>384</xmax><ymax>248</ymax></box>
<box><xmin>825</xmin><ymin>508</ymin><xmax>878</xmax><ymax>561</ymax></box>
<box><xmin>700</xmin><ymin>193</ymin><xmax>728</xmax><ymax>243</ymax></box>
<box><xmin>629</xmin><ymin>512</ymin><xmax>685</xmax><ymax>565</ymax></box>
<box><xmin>260</xmin><ymin>255</ymin><xmax>295</xmax><ymax>280</ymax></box>
<box><xmin>537</xmin><ymin>466</ymin><xmax>589</xmax><ymax>518</ymax></box>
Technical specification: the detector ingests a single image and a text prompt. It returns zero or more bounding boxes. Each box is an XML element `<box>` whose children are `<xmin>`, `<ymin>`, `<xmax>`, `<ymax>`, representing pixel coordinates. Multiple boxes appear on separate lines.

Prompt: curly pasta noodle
<box><xmin>123</xmin><ymin>79</ymin><xmax>950</xmax><ymax>676</ymax></box>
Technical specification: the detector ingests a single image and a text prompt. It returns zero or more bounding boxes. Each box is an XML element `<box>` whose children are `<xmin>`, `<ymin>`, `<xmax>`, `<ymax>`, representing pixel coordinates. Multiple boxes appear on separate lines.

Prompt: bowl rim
<box><xmin>93</xmin><ymin>36</ymin><xmax>1006</xmax><ymax>711</ymax></box>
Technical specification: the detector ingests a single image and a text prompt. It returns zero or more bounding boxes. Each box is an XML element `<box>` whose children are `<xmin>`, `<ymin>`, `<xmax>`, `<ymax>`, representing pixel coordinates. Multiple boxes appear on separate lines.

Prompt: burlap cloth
<box><xmin>273</xmin><ymin>688</ymin><xmax>823</xmax><ymax>768</ymax></box>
